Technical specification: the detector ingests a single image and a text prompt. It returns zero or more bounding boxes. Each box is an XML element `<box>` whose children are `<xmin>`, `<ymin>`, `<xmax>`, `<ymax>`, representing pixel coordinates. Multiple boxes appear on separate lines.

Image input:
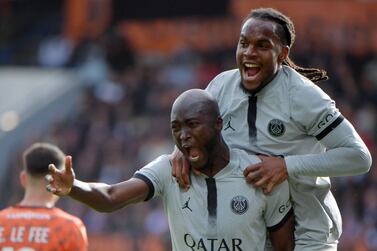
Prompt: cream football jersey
<box><xmin>134</xmin><ymin>148</ymin><xmax>292</xmax><ymax>251</ymax></box>
<box><xmin>205</xmin><ymin>65</ymin><xmax>345</xmax><ymax>249</ymax></box>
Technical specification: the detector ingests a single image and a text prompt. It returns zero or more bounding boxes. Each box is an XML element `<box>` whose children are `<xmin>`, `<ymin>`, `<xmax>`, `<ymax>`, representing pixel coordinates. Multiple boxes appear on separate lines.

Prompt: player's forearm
<box><xmin>69</xmin><ymin>180</ymin><xmax>119</xmax><ymax>212</ymax></box>
<box><xmin>285</xmin><ymin>121</ymin><xmax>372</xmax><ymax>177</ymax></box>
<box><xmin>69</xmin><ymin>178</ymin><xmax>149</xmax><ymax>212</ymax></box>
<box><xmin>285</xmin><ymin>147</ymin><xmax>370</xmax><ymax>177</ymax></box>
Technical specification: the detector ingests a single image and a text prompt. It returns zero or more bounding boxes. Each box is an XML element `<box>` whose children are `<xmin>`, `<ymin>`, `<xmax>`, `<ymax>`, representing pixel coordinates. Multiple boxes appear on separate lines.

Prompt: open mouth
<box><xmin>182</xmin><ymin>145</ymin><xmax>200</xmax><ymax>163</ymax></box>
<box><xmin>244</xmin><ymin>63</ymin><xmax>260</xmax><ymax>77</ymax></box>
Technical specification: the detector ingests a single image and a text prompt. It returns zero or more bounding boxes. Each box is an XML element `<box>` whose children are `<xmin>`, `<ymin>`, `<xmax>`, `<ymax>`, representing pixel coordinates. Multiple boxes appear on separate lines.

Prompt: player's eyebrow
<box><xmin>239</xmin><ymin>34</ymin><xmax>247</xmax><ymax>39</ymax></box>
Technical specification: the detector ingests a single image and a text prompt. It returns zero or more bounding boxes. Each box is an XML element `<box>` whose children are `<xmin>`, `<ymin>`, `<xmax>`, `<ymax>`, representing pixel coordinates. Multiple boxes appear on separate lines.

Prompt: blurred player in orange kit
<box><xmin>0</xmin><ymin>142</ymin><xmax>88</xmax><ymax>251</ymax></box>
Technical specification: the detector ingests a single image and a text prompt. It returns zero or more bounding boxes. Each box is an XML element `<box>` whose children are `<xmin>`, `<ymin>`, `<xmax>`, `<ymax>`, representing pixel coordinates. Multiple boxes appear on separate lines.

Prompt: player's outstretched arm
<box><xmin>46</xmin><ymin>156</ymin><xmax>150</xmax><ymax>212</ymax></box>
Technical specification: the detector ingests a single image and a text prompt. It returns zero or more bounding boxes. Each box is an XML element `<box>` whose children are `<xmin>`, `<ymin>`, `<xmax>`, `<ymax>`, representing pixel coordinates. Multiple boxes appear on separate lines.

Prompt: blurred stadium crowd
<box><xmin>0</xmin><ymin>0</ymin><xmax>376</xmax><ymax>250</ymax></box>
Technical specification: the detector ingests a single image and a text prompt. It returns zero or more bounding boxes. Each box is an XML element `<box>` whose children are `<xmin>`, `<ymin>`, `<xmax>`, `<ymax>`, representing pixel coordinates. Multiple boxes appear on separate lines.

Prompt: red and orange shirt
<box><xmin>0</xmin><ymin>206</ymin><xmax>88</xmax><ymax>251</ymax></box>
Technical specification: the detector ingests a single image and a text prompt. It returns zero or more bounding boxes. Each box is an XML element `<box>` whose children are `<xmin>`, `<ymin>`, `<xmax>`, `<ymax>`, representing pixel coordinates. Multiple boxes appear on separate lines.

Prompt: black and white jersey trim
<box><xmin>133</xmin><ymin>173</ymin><xmax>154</xmax><ymax>201</ymax></box>
<box><xmin>206</xmin><ymin>177</ymin><xmax>217</xmax><ymax>217</ymax></box>
<box><xmin>315</xmin><ymin>115</ymin><xmax>344</xmax><ymax>140</ymax></box>
<box><xmin>267</xmin><ymin>208</ymin><xmax>293</xmax><ymax>232</ymax></box>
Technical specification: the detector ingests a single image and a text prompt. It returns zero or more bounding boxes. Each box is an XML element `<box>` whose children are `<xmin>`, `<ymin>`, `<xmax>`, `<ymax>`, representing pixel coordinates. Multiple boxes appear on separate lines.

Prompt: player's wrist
<box><xmin>282</xmin><ymin>156</ymin><xmax>293</xmax><ymax>176</ymax></box>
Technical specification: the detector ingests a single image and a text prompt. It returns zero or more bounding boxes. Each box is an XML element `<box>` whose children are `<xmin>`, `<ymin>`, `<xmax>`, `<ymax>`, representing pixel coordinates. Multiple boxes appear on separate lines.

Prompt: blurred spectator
<box><xmin>37</xmin><ymin>35</ymin><xmax>74</xmax><ymax>67</ymax></box>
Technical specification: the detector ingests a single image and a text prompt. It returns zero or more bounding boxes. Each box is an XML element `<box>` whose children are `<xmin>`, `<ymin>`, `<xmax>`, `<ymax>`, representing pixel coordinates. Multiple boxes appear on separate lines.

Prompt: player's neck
<box><xmin>19</xmin><ymin>199</ymin><xmax>56</xmax><ymax>208</ymax></box>
<box><xmin>20</xmin><ymin>189</ymin><xmax>57</xmax><ymax>208</ymax></box>
<box><xmin>202</xmin><ymin>141</ymin><xmax>230</xmax><ymax>177</ymax></box>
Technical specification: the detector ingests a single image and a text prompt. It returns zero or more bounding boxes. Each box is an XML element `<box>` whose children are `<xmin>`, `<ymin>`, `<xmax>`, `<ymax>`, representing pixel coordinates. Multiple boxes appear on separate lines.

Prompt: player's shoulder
<box><xmin>0</xmin><ymin>206</ymin><xmax>13</xmax><ymax>217</ymax></box>
<box><xmin>206</xmin><ymin>69</ymin><xmax>242</xmax><ymax>104</ymax></box>
<box><xmin>282</xmin><ymin>66</ymin><xmax>313</xmax><ymax>88</ymax></box>
<box><xmin>282</xmin><ymin>66</ymin><xmax>331</xmax><ymax>104</ymax></box>
<box><xmin>216</xmin><ymin>68</ymin><xmax>239</xmax><ymax>78</ymax></box>
<box><xmin>0</xmin><ymin>206</ymin><xmax>12</xmax><ymax>213</ymax></box>
<box><xmin>48</xmin><ymin>208</ymin><xmax>88</xmax><ymax>247</ymax></box>
<box><xmin>136</xmin><ymin>154</ymin><xmax>172</xmax><ymax>181</ymax></box>
<box><xmin>143</xmin><ymin>154</ymin><xmax>171</xmax><ymax>169</ymax></box>
<box><xmin>0</xmin><ymin>206</ymin><xmax>84</xmax><ymax>228</ymax></box>
<box><xmin>0</xmin><ymin>206</ymin><xmax>40</xmax><ymax>217</ymax></box>
<box><xmin>208</xmin><ymin>69</ymin><xmax>240</xmax><ymax>88</ymax></box>
<box><xmin>283</xmin><ymin>66</ymin><xmax>325</xmax><ymax>93</ymax></box>
<box><xmin>50</xmin><ymin>207</ymin><xmax>85</xmax><ymax>226</ymax></box>
<box><xmin>216</xmin><ymin>69</ymin><xmax>240</xmax><ymax>84</ymax></box>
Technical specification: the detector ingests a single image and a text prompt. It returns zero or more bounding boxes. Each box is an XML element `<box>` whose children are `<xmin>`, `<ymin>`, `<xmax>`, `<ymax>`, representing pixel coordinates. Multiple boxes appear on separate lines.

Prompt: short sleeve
<box><xmin>133</xmin><ymin>155</ymin><xmax>172</xmax><ymax>198</ymax></box>
<box><xmin>263</xmin><ymin>181</ymin><xmax>292</xmax><ymax>229</ymax></box>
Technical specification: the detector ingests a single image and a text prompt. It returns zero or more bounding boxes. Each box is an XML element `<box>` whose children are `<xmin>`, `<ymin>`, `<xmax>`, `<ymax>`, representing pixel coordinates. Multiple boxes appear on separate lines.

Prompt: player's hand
<box><xmin>171</xmin><ymin>147</ymin><xmax>199</xmax><ymax>191</ymax></box>
<box><xmin>243</xmin><ymin>155</ymin><xmax>288</xmax><ymax>195</ymax></box>
<box><xmin>45</xmin><ymin>155</ymin><xmax>75</xmax><ymax>196</ymax></box>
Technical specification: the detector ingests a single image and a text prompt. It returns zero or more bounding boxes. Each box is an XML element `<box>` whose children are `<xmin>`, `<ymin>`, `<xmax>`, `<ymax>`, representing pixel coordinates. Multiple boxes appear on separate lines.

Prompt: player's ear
<box><xmin>19</xmin><ymin>170</ymin><xmax>27</xmax><ymax>188</ymax></box>
<box><xmin>215</xmin><ymin>117</ymin><xmax>223</xmax><ymax>132</ymax></box>
<box><xmin>278</xmin><ymin>45</ymin><xmax>290</xmax><ymax>64</ymax></box>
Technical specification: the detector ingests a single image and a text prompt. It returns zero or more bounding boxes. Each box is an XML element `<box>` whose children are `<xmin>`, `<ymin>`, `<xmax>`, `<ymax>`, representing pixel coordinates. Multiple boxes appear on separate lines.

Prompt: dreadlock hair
<box><xmin>245</xmin><ymin>8</ymin><xmax>329</xmax><ymax>83</ymax></box>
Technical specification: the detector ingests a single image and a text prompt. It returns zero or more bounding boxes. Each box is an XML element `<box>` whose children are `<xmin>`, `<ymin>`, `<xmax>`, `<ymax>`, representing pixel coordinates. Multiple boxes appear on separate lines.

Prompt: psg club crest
<box><xmin>268</xmin><ymin>119</ymin><xmax>285</xmax><ymax>137</ymax></box>
<box><xmin>230</xmin><ymin>195</ymin><xmax>249</xmax><ymax>215</ymax></box>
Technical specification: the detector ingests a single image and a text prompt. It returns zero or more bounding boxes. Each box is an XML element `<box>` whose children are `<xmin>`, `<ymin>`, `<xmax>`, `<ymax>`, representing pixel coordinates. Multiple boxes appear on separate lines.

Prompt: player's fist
<box><xmin>45</xmin><ymin>155</ymin><xmax>75</xmax><ymax>196</ymax></box>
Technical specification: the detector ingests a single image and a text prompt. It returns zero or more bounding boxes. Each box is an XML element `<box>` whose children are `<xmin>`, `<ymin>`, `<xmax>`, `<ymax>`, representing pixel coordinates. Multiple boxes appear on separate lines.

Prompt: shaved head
<box><xmin>170</xmin><ymin>89</ymin><xmax>225</xmax><ymax>173</ymax></box>
<box><xmin>171</xmin><ymin>89</ymin><xmax>219</xmax><ymax>120</ymax></box>
<box><xmin>170</xmin><ymin>89</ymin><xmax>229</xmax><ymax>177</ymax></box>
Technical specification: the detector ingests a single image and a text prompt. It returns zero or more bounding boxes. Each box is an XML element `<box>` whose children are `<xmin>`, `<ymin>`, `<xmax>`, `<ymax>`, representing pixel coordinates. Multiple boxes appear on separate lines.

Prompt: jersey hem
<box><xmin>267</xmin><ymin>208</ymin><xmax>293</xmax><ymax>232</ymax></box>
